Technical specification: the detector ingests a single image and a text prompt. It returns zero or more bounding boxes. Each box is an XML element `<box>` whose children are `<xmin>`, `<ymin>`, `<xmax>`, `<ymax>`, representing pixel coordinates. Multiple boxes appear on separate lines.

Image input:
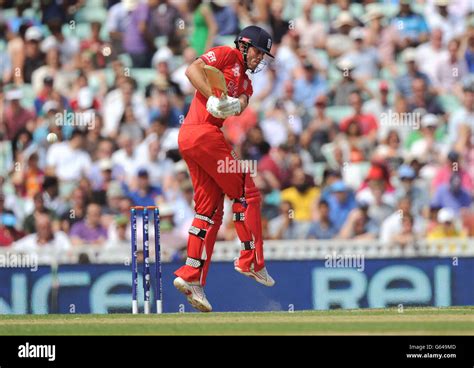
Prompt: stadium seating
<box><xmin>366</xmin><ymin>79</ymin><xmax>395</xmax><ymax>104</ymax></box>
<box><xmin>74</xmin><ymin>6</ymin><xmax>107</xmax><ymax>24</ymax></box>
<box><xmin>129</xmin><ymin>68</ymin><xmax>157</xmax><ymax>91</ymax></box>
<box><xmin>1</xmin><ymin>8</ymin><xmax>17</xmax><ymax>20</ymax></box>
<box><xmin>311</xmin><ymin>162</ymin><xmax>327</xmax><ymax>185</ymax></box>
<box><xmin>282</xmin><ymin>0</ymin><xmax>304</xmax><ymax>21</ymax></box>
<box><xmin>62</xmin><ymin>23</ymin><xmax>91</xmax><ymax>41</ymax></box>
<box><xmin>438</xmin><ymin>94</ymin><xmax>462</xmax><ymax>114</ymax></box>
<box><xmin>154</xmin><ymin>36</ymin><xmax>168</xmax><ymax>49</ymax></box>
<box><xmin>325</xmin><ymin>105</ymin><xmax>354</xmax><ymax>124</ymax></box>
<box><xmin>313</xmin><ymin>49</ymin><xmax>329</xmax><ymax>70</ymax></box>
<box><xmin>349</xmin><ymin>3</ymin><xmax>365</xmax><ymax>19</ymax></box>
<box><xmin>118</xmin><ymin>53</ymin><xmax>133</xmax><ymax>68</ymax></box>
<box><xmin>377</xmin><ymin>3</ymin><xmax>400</xmax><ymax>18</ymax></box>
<box><xmin>84</xmin><ymin>0</ymin><xmax>105</xmax><ymax>8</ymax></box>
<box><xmin>311</xmin><ymin>5</ymin><xmax>328</xmax><ymax>22</ymax></box>
<box><xmin>102</xmin><ymin>68</ymin><xmax>115</xmax><ymax>88</ymax></box>
<box><xmin>20</xmin><ymin>84</ymin><xmax>36</xmax><ymax>109</ymax></box>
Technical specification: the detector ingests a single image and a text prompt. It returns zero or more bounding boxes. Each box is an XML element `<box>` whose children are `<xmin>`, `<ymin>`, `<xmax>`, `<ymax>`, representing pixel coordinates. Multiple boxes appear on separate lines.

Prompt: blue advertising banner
<box><xmin>0</xmin><ymin>258</ymin><xmax>473</xmax><ymax>314</ymax></box>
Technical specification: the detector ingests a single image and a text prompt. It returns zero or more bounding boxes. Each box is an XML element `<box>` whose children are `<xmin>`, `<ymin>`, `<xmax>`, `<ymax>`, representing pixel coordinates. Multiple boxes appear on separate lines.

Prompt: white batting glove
<box><xmin>219</xmin><ymin>96</ymin><xmax>241</xmax><ymax>117</ymax></box>
<box><xmin>207</xmin><ymin>96</ymin><xmax>241</xmax><ymax>119</ymax></box>
<box><xmin>206</xmin><ymin>95</ymin><xmax>227</xmax><ymax>119</ymax></box>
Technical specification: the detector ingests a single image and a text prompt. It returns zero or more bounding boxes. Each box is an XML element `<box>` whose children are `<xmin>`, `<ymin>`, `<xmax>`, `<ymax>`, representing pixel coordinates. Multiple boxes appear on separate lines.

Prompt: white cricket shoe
<box><xmin>234</xmin><ymin>261</ymin><xmax>275</xmax><ymax>287</ymax></box>
<box><xmin>173</xmin><ymin>277</ymin><xmax>212</xmax><ymax>312</ymax></box>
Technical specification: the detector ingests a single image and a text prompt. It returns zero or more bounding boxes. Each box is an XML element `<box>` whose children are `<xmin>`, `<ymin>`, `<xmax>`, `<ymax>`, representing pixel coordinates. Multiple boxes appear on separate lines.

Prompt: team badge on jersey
<box><xmin>232</xmin><ymin>63</ymin><xmax>241</xmax><ymax>77</ymax></box>
<box><xmin>203</xmin><ymin>51</ymin><xmax>217</xmax><ymax>63</ymax></box>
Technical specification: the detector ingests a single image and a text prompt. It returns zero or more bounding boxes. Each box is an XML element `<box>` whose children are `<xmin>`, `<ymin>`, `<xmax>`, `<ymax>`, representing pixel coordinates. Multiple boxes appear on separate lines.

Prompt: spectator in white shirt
<box><xmin>415</xmin><ymin>28</ymin><xmax>448</xmax><ymax>84</ymax></box>
<box><xmin>46</xmin><ymin>129</ymin><xmax>92</xmax><ymax>182</ymax></box>
<box><xmin>133</xmin><ymin>136</ymin><xmax>174</xmax><ymax>187</ymax></box>
<box><xmin>410</xmin><ymin>114</ymin><xmax>446</xmax><ymax>164</ymax></box>
<box><xmin>106</xmin><ymin>0</ymin><xmax>138</xmax><ymax>56</ymax></box>
<box><xmin>344</xmin><ymin>27</ymin><xmax>380</xmax><ymax>81</ymax></box>
<box><xmin>380</xmin><ymin>196</ymin><xmax>424</xmax><ymax>245</ymax></box>
<box><xmin>425</xmin><ymin>0</ymin><xmax>466</xmax><ymax>43</ymax></box>
<box><xmin>294</xmin><ymin>0</ymin><xmax>327</xmax><ymax>50</ymax></box>
<box><xmin>88</xmin><ymin>139</ymin><xmax>124</xmax><ymax>191</ymax></box>
<box><xmin>363</xmin><ymin>81</ymin><xmax>392</xmax><ymax>141</ymax></box>
<box><xmin>42</xmin><ymin>176</ymin><xmax>68</xmax><ymax>215</ymax></box>
<box><xmin>274</xmin><ymin>32</ymin><xmax>301</xmax><ymax>95</ymax></box>
<box><xmin>102</xmin><ymin>78</ymin><xmax>149</xmax><ymax>138</ymax></box>
<box><xmin>13</xmin><ymin>212</ymin><xmax>71</xmax><ymax>263</ymax></box>
<box><xmin>447</xmin><ymin>82</ymin><xmax>474</xmax><ymax>145</ymax></box>
<box><xmin>326</xmin><ymin>11</ymin><xmax>356</xmax><ymax>59</ymax></box>
<box><xmin>42</xmin><ymin>20</ymin><xmax>80</xmax><ymax>70</ymax></box>
<box><xmin>356</xmin><ymin>170</ymin><xmax>397</xmax><ymax>209</ymax></box>
<box><xmin>433</xmin><ymin>38</ymin><xmax>469</xmax><ymax>94</ymax></box>
<box><xmin>111</xmin><ymin>133</ymin><xmax>138</xmax><ymax>182</ymax></box>
<box><xmin>171</xmin><ymin>47</ymin><xmax>197</xmax><ymax>96</ymax></box>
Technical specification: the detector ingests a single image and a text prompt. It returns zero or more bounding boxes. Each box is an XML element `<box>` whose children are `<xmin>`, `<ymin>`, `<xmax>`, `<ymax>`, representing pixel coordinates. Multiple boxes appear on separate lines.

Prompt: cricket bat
<box><xmin>204</xmin><ymin>65</ymin><xmax>227</xmax><ymax>99</ymax></box>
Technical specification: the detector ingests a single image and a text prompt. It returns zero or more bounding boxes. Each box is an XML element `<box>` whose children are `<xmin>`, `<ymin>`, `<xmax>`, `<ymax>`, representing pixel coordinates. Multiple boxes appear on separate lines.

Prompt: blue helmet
<box><xmin>235</xmin><ymin>26</ymin><xmax>274</xmax><ymax>58</ymax></box>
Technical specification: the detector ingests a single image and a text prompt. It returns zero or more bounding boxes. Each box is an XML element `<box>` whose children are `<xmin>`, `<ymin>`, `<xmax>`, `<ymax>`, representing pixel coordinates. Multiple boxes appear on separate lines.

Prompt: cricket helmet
<box><xmin>235</xmin><ymin>26</ymin><xmax>274</xmax><ymax>58</ymax></box>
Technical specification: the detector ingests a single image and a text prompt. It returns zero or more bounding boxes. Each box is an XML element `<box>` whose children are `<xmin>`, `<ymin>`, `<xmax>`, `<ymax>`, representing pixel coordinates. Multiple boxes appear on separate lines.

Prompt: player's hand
<box><xmin>206</xmin><ymin>95</ymin><xmax>227</xmax><ymax>118</ymax></box>
<box><xmin>206</xmin><ymin>96</ymin><xmax>241</xmax><ymax>118</ymax></box>
<box><xmin>219</xmin><ymin>96</ymin><xmax>241</xmax><ymax>116</ymax></box>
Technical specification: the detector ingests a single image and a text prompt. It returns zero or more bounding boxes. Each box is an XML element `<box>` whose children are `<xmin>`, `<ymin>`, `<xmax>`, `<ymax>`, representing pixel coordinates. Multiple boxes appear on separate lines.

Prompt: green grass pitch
<box><xmin>1</xmin><ymin>307</ymin><xmax>473</xmax><ymax>335</ymax></box>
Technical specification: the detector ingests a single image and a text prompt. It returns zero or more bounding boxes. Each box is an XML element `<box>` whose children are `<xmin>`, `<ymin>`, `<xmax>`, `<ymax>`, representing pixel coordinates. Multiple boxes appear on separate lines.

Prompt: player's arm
<box><xmin>237</xmin><ymin>94</ymin><xmax>249</xmax><ymax>115</ymax></box>
<box><xmin>187</xmin><ymin>56</ymin><xmax>244</xmax><ymax>118</ymax></box>
<box><xmin>185</xmin><ymin>58</ymin><xmax>213</xmax><ymax>98</ymax></box>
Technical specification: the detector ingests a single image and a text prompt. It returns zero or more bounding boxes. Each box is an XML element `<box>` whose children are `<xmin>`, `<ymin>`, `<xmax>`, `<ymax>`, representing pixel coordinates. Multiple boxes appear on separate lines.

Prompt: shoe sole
<box><xmin>173</xmin><ymin>278</ymin><xmax>212</xmax><ymax>313</ymax></box>
<box><xmin>234</xmin><ymin>266</ymin><xmax>275</xmax><ymax>287</ymax></box>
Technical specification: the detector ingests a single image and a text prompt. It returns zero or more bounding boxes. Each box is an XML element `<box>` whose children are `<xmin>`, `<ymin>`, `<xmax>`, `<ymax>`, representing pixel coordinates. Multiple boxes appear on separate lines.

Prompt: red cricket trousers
<box><xmin>174</xmin><ymin>123</ymin><xmax>264</xmax><ymax>285</ymax></box>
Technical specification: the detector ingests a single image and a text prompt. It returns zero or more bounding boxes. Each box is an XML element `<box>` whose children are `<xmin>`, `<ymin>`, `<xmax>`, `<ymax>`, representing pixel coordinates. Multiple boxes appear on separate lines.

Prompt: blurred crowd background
<box><xmin>0</xmin><ymin>0</ymin><xmax>473</xmax><ymax>260</ymax></box>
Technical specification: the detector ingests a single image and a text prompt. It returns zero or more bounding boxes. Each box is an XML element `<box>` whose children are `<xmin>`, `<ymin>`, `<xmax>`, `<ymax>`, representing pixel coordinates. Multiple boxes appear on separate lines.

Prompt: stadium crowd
<box><xmin>0</xmin><ymin>0</ymin><xmax>473</xmax><ymax>260</ymax></box>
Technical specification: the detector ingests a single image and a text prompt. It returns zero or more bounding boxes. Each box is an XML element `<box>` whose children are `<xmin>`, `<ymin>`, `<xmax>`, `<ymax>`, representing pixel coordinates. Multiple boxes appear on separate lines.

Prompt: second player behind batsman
<box><xmin>173</xmin><ymin>26</ymin><xmax>276</xmax><ymax>312</ymax></box>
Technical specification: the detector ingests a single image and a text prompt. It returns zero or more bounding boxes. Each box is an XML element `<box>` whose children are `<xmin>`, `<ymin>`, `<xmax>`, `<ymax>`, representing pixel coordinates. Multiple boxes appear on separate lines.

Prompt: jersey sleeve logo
<box><xmin>203</xmin><ymin>51</ymin><xmax>217</xmax><ymax>63</ymax></box>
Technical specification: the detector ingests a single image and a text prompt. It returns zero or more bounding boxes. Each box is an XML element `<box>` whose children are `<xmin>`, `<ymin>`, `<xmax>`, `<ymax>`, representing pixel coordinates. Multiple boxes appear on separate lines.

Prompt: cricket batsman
<box><xmin>173</xmin><ymin>26</ymin><xmax>275</xmax><ymax>312</ymax></box>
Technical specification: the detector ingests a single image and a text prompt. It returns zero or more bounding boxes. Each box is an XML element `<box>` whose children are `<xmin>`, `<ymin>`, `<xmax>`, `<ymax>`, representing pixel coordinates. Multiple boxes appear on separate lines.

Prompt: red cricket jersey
<box><xmin>183</xmin><ymin>46</ymin><xmax>253</xmax><ymax>128</ymax></box>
